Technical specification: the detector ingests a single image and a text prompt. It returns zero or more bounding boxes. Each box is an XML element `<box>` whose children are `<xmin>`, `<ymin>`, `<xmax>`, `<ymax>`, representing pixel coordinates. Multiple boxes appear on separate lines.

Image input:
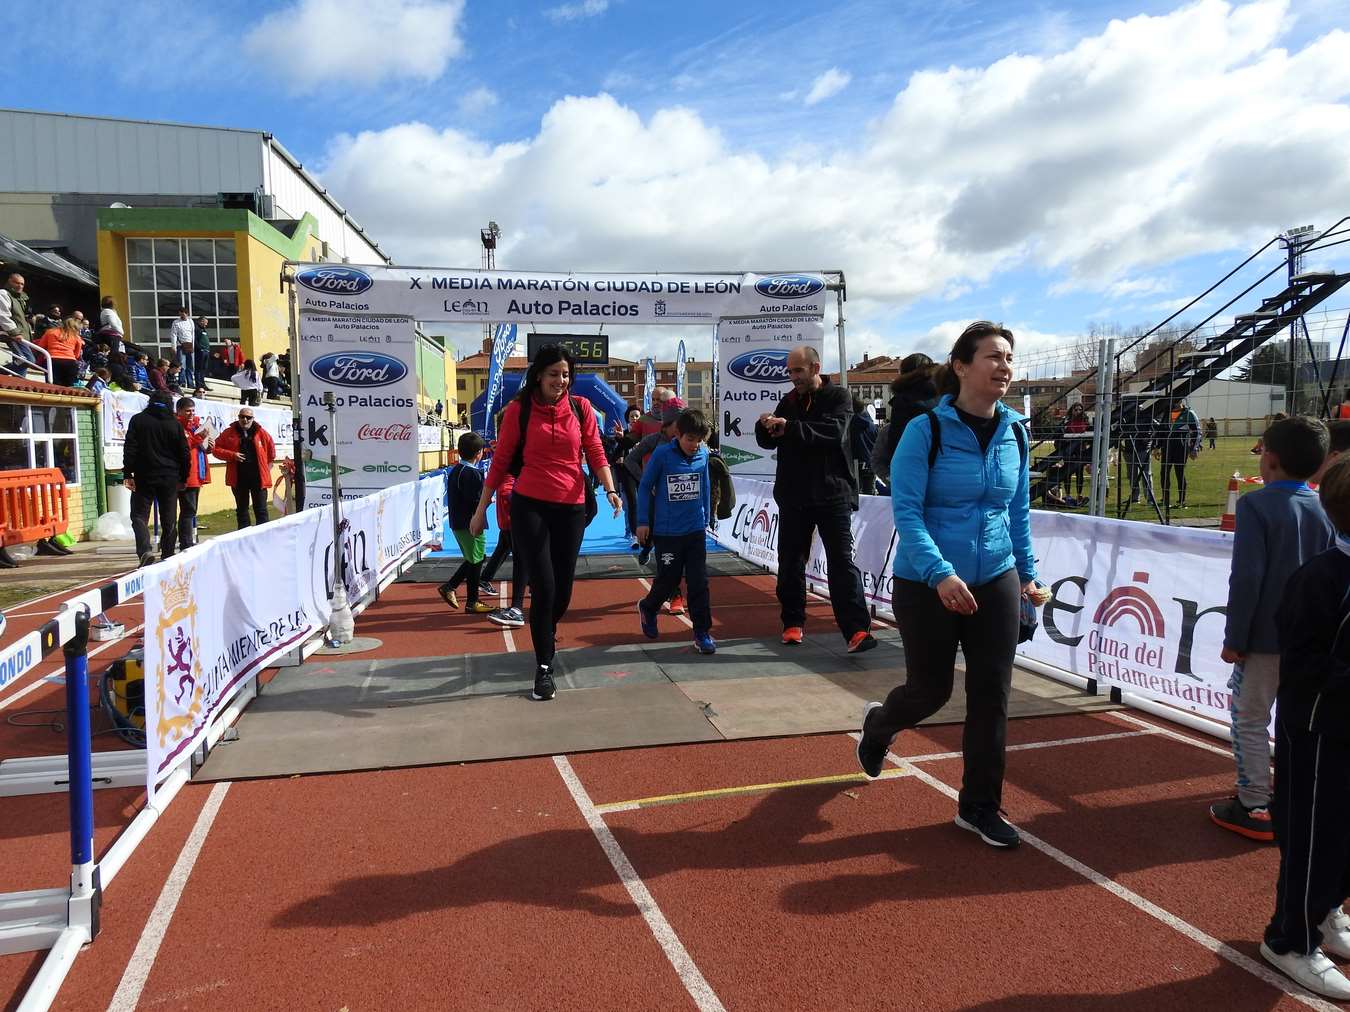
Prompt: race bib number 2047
<box><xmin>667</xmin><ymin>473</ymin><xmax>700</xmax><ymax>501</ymax></box>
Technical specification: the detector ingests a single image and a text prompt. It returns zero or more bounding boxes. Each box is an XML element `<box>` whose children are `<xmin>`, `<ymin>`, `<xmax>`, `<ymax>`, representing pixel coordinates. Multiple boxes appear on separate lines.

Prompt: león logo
<box><xmin>1091</xmin><ymin>571</ymin><xmax>1165</xmax><ymax>637</ymax></box>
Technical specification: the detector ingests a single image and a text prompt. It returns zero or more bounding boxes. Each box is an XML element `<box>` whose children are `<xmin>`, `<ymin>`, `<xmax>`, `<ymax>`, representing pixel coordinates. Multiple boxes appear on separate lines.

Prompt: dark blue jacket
<box><xmin>637</xmin><ymin>441</ymin><xmax>710</xmax><ymax>537</ymax></box>
<box><xmin>445</xmin><ymin>461</ymin><xmax>485</xmax><ymax>532</ymax></box>
<box><xmin>1224</xmin><ymin>482</ymin><xmax>1333</xmax><ymax>654</ymax></box>
<box><xmin>890</xmin><ymin>395</ymin><xmax>1036</xmax><ymax>589</ymax></box>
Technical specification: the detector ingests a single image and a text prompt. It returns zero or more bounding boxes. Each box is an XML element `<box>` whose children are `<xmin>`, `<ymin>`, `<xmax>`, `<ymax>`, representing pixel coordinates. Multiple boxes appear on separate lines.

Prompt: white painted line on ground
<box><xmin>897</xmin><ymin>728</ymin><xmax>1162</xmax><ymax>765</ymax></box>
<box><xmin>499</xmin><ymin>581</ymin><xmax>516</xmax><ymax>652</ymax></box>
<box><xmin>867</xmin><ymin>738</ymin><xmax>1338</xmax><ymax>1010</ymax></box>
<box><xmin>1106</xmin><ymin>709</ymin><xmax>1235</xmax><ymax>759</ymax></box>
<box><xmin>553</xmin><ymin>755</ymin><xmax>725</xmax><ymax>1012</ymax></box>
<box><xmin>107</xmin><ymin>781</ymin><xmax>232</xmax><ymax>1012</ymax></box>
<box><xmin>0</xmin><ymin>624</ymin><xmax>144</xmax><ymax>713</ymax></box>
<box><xmin>636</xmin><ymin>577</ymin><xmax>694</xmax><ymax>630</ymax></box>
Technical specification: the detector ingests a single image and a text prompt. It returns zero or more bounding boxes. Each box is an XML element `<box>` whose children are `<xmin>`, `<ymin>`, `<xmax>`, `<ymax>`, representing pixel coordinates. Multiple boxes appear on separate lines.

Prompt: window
<box><xmin>0</xmin><ymin>404</ymin><xmax>80</xmax><ymax>485</ymax></box>
<box><xmin>126</xmin><ymin>238</ymin><xmax>239</xmax><ymax>356</ymax></box>
<box><xmin>456</xmin><ymin>378</ymin><xmax>467</xmax><ymax>391</ymax></box>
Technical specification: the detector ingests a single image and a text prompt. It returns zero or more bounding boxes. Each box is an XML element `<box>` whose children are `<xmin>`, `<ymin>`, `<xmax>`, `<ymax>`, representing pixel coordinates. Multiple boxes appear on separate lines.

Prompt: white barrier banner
<box><xmin>292</xmin><ymin>265</ymin><xmax>828</xmax><ymax>325</ymax></box>
<box><xmin>716</xmin><ymin>316</ymin><xmax>825</xmax><ymax>477</ymax></box>
<box><xmin>418</xmin><ymin>425</ymin><xmax>443</xmax><ymax>452</ymax></box>
<box><xmin>714</xmin><ymin>477</ymin><xmax>1236</xmax><ymax>728</ymax></box>
<box><xmin>142</xmin><ymin>472</ymin><xmax>445</xmax><ymax>793</ymax></box>
<box><xmin>100</xmin><ymin>390</ymin><xmax>293</xmax><ymax>463</ymax></box>
<box><xmin>299</xmin><ymin>313</ymin><xmax>419</xmax><ymax>504</ymax></box>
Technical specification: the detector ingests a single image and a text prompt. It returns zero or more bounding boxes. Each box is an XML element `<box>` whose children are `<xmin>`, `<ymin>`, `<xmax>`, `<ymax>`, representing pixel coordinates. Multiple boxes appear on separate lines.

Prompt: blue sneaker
<box><xmin>638</xmin><ymin>601</ymin><xmax>658</xmax><ymax>639</ymax></box>
<box><xmin>693</xmin><ymin>631</ymin><xmax>717</xmax><ymax>654</ymax></box>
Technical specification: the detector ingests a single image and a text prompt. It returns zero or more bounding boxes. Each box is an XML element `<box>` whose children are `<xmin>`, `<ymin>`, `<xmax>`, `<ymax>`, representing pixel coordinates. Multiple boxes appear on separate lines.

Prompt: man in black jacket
<box><xmin>755</xmin><ymin>345</ymin><xmax>875</xmax><ymax>653</ymax></box>
<box><xmin>123</xmin><ymin>390</ymin><xmax>189</xmax><ymax>566</ymax></box>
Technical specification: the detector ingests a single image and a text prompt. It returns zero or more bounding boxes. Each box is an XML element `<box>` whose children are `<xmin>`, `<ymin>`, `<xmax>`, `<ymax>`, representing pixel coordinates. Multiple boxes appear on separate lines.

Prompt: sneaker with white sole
<box><xmin>488</xmin><ymin>607</ymin><xmax>525</xmax><ymax>628</ymax></box>
<box><xmin>1321</xmin><ymin>908</ymin><xmax>1350</xmax><ymax>960</ymax></box>
<box><xmin>955</xmin><ymin>806</ymin><xmax>1021</xmax><ymax>848</ymax></box>
<box><xmin>1260</xmin><ymin>943</ymin><xmax>1350</xmax><ymax>999</ymax></box>
<box><xmin>531</xmin><ymin>664</ymin><xmax>556</xmax><ymax>702</ymax></box>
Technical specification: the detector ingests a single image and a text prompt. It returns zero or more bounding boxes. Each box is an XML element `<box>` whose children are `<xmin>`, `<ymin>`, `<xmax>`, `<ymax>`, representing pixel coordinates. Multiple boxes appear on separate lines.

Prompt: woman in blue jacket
<box><xmin>856</xmin><ymin>321</ymin><xmax>1042</xmax><ymax>849</ymax></box>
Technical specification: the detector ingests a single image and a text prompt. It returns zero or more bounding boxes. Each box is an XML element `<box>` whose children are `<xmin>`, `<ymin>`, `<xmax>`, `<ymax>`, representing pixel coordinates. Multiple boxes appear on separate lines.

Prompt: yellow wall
<box><xmin>239</xmin><ymin>232</ymin><xmax>321</xmax><ymax>362</ymax></box>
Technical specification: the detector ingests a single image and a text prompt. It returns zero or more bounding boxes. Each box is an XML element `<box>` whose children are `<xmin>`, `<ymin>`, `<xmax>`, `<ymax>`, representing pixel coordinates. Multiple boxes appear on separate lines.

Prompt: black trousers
<box><xmin>858</xmin><ymin>465</ymin><xmax>877</xmax><ymax>496</ymax></box>
<box><xmin>871</xmin><ymin>568</ymin><xmax>1021</xmax><ymax>810</ymax></box>
<box><xmin>176</xmin><ymin>487</ymin><xmax>199</xmax><ymax>550</ymax></box>
<box><xmin>643</xmin><ymin>532</ymin><xmax>711</xmax><ymax>634</ymax></box>
<box><xmin>511</xmin><ymin>493</ymin><xmax>587</xmax><ymax>666</ymax></box>
<box><xmin>233</xmin><ymin>483</ymin><xmax>268</xmax><ymax>528</ymax></box>
<box><xmin>776</xmin><ymin>502</ymin><xmax>870</xmax><ymax>640</ymax></box>
<box><xmin>482</xmin><ymin>530</ymin><xmax>512</xmax><ymax>582</ymax></box>
<box><xmin>1265</xmin><ymin>699</ymin><xmax>1350</xmax><ymax>955</ymax></box>
<box><xmin>51</xmin><ymin>358</ymin><xmax>79</xmax><ymax>387</ymax></box>
<box><xmin>131</xmin><ymin>479</ymin><xmax>178</xmax><ymax>560</ymax></box>
<box><xmin>481</xmin><ymin>530</ymin><xmax>527</xmax><ymax>609</ymax></box>
<box><xmin>441</xmin><ymin>558</ymin><xmax>484</xmax><ymax>606</ymax></box>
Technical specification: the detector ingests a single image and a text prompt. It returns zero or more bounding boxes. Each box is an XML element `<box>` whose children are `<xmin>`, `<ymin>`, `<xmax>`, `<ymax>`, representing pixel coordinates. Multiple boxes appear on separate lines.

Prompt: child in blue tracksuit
<box><xmin>636</xmin><ymin>409</ymin><xmax>716</xmax><ymax>654</ymax></box>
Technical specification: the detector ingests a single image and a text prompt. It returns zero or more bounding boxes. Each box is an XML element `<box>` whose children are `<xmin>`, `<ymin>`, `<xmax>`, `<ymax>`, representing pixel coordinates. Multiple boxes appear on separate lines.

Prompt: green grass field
<box><xmin>1037</xmin><ymin>435</ymin><xmax>1265</xmax><ymax>523</ymax></box>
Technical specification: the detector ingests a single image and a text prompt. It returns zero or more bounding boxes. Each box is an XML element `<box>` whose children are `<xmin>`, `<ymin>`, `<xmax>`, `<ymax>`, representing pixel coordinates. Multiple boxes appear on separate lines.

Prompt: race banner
<box><xmin>418</xmin><ymin>425</ymin><xmax>443</xmax><ymax>452</ymax></box>
<box><xmin>299</xmin><ymin>313</ymin><xmax>419</xmax><ymax>504</ymax></box>
<box><xmin>643</xmin><ymin>357</ymin><xmax>655</xmax><ymax>412</ymax></box>
<box><xmin>99</xmin><ymin>390</ymin><xmax>292</xmax><ymax>469</ymax></box>
<box><xmin>482</xmin><ymin>322</ymin><xmax>517</xmax><ymax>439</ymax></box>
<box><xmin>292</xmin><ymin>265</ymin><xmax>829</xmax><ymax>325</ymax></box>
<box><xmin>716</xmin><ymin>315</ymin><xmax>825</xmax><ymax>477</ymax></box>
<box><xmin>676</xmin><ymin>340</ymin><xmax>687</xmax><ymax>402</ymax></box>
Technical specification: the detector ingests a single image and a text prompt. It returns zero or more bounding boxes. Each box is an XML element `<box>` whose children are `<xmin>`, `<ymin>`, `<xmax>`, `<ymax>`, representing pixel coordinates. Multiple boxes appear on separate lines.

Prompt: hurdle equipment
<box><xmin>1220</xmin><ymin>472</ymin><xmax>1240</xmax><ymax>531</ymax></box>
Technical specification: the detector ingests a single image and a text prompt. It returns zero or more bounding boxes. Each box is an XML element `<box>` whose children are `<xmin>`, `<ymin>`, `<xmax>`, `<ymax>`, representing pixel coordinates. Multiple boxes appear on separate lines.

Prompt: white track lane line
<box><xmin>553</xmin><ymin>756</ymin><xmax>725</xmax><ymax>1012</ymax></box>
<box><xmin>1104</xmin><ymin>709</ymin><xmax>1237</xmax><ymax>759</ymax></box>
<box><xmin>636</xmin><ymin>577</ymin><xmax>694</xmax><ymax>629</ymax></box>
<box><xmin>861</xmin><ymin>736</ymin><xmax>1341</xmax><ymax>1011</ymax></box>
<box><xmin>106</xmin><ymin>781</ymin><xmax>232</xmax><ymax>1012</ymax></box>
<box><xmin>500</xmin><ymin>581</ymin><xmax>515</xmax><ymax>652</ymax></box>
<box><xmin>0</xmin><ymin>623</ymin><xmax>144</xmax><ymax>713</ymax></box>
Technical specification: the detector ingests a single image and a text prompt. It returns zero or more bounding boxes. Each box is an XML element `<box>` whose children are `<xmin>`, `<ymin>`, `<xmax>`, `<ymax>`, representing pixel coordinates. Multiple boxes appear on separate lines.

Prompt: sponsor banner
<box><xmin>418</xmin><ymin>425</ymin><xmax>444</xmax><ymax>452</ymax></box>
<box><xmin>676</xmin><ymin>340</ymin><xmax>687</xmax><ymax>402</ymax></box>
<box><xmin>292</xmin><ymin>265</ymin><xmax>828</xmax><ymax>325</ymax></box>
<box><xmin>99</xmin><ymin>391</ymin><xmax>293</xmax><ymax>468</ymax></box>
<box><xmin>1017</xmin><ymin>511</ymin><xmax>1234</xmax><ymax>726</ymax></box>
<box><xmin>299</xmin><ymin>313</ymin><xmax>419</xmax><ymax>504</ymax></box>
<box><xmin>482</xmin><ymin>323</ymin><xmax>517</xmax><ymax>439</ymax></box>
<box><xmin>717</xmin><ymin>315</ymin><xmax>825</xmax><ymax>477</ymax></box>
<box><xmin>143</xmin><ymin>472</ymin><xmax>445</xmax><ymax>792</ymax></box>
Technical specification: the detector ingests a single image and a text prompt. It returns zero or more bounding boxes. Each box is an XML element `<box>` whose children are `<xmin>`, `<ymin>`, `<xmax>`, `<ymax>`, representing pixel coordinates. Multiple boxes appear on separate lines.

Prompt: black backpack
<box><xmin>509</xmin><ymin>395</ymin><xmax>597</xmax><ymax>523</ymax></box>
<box><xmin>922</xmin><ymin>409</ymin><xmax>1027</xmax><ymax>470</ymax></box>
<box><xmin>708</xmin><ymin>453</ymin><xmax>735</xmax><ymax>520</ymax></box>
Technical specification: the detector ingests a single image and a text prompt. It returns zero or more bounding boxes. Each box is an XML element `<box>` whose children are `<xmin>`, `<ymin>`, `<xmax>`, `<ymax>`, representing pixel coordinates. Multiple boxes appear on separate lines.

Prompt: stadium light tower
<box><xmin>480</xmin><ymin>221</ymin><xmax>502</xmax><ymax>350</ymax></box>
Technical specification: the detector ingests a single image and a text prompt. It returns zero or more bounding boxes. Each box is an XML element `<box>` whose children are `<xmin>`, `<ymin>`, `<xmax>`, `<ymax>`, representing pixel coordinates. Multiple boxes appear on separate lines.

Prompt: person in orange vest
<box><xmin>212</xmin><ymin>407</ymin><xmax>275</xmax><ymax>529</ymax></box>
<box><xmin>174</xmin><ymin>396</ymin><xmax>213</xmax><ymax>550</ymax></box>
<box><xmin>36</xmin><ymin>316</ymin><xmax>84</xmax><ymax>387</ymax></box>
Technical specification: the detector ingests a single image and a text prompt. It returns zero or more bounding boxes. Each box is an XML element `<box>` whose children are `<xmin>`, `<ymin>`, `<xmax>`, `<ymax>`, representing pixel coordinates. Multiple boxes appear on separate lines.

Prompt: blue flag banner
<box><xmin>483</xmin><ymin>323</ymin><xmax>517</xmax><ymax>439</ymax></box>
<box><xmin>676</xmin><ymin>340</ymin><xmax>687</xmax><ymax>402</ymax></box>
<box><xmin>643</xmin><ymin>357</ymin><xmax>655</xmax><ymax>412</ymax></box>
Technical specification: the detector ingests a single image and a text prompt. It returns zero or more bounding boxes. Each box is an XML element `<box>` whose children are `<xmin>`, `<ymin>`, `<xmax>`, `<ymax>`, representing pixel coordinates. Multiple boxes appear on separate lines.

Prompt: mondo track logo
<box><xmin>727</xmin><ymin>349</ymin><xmax>789</xmax><ymax>384</ymax></box>
<box><xmin>754</xmin><ymin>274</ymin><xmax>824</xmax><ymax>300</ymax></box>
<box><xmin>309</xmin><ymin>352</ymin><xmax>408</xmax><ymax>388</ymax></box>
<box><xmin>296</xmin><ymin>266</ymin><xmax>374</xmax><ymax>295</ymax></box>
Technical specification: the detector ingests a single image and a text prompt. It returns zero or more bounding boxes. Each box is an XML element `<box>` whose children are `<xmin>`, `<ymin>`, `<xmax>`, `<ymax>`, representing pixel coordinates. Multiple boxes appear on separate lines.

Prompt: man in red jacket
<box><xmin>175</xmin><ymin>397</ymin><xmax>213</xmax><ymax>549</ymax></box>
<box><xmin>212</xmin><ymin>407</ymin><xmax>275</xmax><ymax>529</ymax></box>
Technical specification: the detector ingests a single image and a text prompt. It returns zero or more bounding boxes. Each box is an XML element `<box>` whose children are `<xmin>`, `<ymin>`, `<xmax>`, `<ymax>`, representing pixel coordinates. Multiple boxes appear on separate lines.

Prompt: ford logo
<box><xmin>296</xmin><ymin>266</ymin><xmax>374</xmax><ymax>295</ymax></box>
<box><xmin>309</xmin><ymin>352</ymin><xmax>407</xmax><ymax>388</ymax></box>
<box><xmin>754</xmin><ymin>273</ymin><xmax>824</xmax><ymax>300</ymax></box>
<box><xmin>727</xmin><ymin>349</ymin><xmax>789</xmax><ymax>384</ymax></box>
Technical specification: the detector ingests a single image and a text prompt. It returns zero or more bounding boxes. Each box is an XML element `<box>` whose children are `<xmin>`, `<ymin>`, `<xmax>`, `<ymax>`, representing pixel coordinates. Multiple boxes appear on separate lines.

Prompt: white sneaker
<box><xmin>1260</xmin><ymin>942</ymin><xmax>1350</xmax><ymax>999</ymax></box>
<box><xmin>1321</xmin><ymin>907</ymin><xmax>1350</xmax><ymax>960</ymax></box>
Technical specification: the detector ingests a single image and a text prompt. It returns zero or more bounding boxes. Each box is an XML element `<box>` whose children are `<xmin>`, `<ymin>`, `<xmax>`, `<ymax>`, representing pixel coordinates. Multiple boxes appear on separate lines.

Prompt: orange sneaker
<box><xmin>667</xmin><ymin>594</ymin><xmax>686</xmax><ymax>615</ymax></box>
<box><xmin>782</xmin><ymin>626</ymin><xmax>803</xmax><ymax>645</ymax></box>
<box><xmin>848</xmin><ymin>631</ymin><xmax>878</xmax><ymax>654</ymax></box>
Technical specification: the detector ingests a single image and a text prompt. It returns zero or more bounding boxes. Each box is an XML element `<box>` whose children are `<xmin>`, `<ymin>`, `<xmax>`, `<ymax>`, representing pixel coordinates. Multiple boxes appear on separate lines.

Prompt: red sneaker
<box><xmin>848</xmin><ymin>631</ymin><xmax>878</xmax><ymax>654</ymax></box>
<box><xmin>667</xmin><ymin>594</ymin><xmax>686</xmax><ymax>615</ymax></box>
<box><xmin>782</xmin><ymin>626</ymin><xmax>803</xmax><ymax>645</ymax></box>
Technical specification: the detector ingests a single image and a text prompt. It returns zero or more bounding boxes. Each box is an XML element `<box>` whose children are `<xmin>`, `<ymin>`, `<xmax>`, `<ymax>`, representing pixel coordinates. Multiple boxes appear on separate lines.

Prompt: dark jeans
<box><xmin>239</xmin><ymin>389</ymin><xmax>260</xmax><ymax>407</ymax></box>
<box><xmin>51</xmin><ymin>358</ymin><xmax>79</xmax><ymax>387</ymax></box>
<box><xmin>511</xmin><ymin>492</ymin><xmax>587</xmax><ymax>666</ymax></box>
<box><xmin>263</xmin><ymin>376</ymin><xmax>280</xmax><ymax>399</ymax></box>
<box><xmin>176</xmin><ymin>347</ymin><xmax>194</xmax><ymax>388</ymax></box>
<box><xmin>176</xmin><ymin>487</ymin><xmax>199</xmax><ymax>550</ymax></box>
<box><xmin>643</xmin><ymin>532</ymin><xmax>711</xmax><ymax>633</ymax></box>
<box><xmin>1161</xmin><ymin>462</ymin><xmax>1188</xmax><ymax>503</ymax></box>
<box><xmin>776</xmin><ymin>502</ymin><xmax>870</xmax><ymax>640</ymax></box>
<box><xmin>194</xmin><ymin>350</ymin><xmax>209</xmax><ymax>389</ymax></box>
<box><xmin>233</xmin><ymin>483</ymin><xmax>268</xmax><ymax>528</ymax></box>
<box><xmin>131</xmin><ymin>479</ymin><xmax>179</xmax><ymax>560</ymax></box>
<box><xmin>1265</xmin><ymin>700</ymin><xmax>1350</xmax><ymax>955</ymax></box>
<box><xmin>858</xmin><ymin>465</ymin><xmax>877</xmax><ymax>496</ymax></box>
<box><xmin>871</xmin><ymin>568</ymin><xmax>1021</xmax><ymax>810</ymax></box>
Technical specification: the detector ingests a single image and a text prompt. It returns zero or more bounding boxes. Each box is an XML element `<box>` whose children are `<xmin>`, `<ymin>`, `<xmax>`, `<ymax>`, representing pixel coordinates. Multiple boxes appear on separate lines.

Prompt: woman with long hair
<box><xmin>857</xmin><ymin>321</ymin><xmax>1045</xmax><ymax>849</ymax></box>
<box><xmin>233</xmin><ymin>358</ymin><xmax>262</xmax><ymax>406</ymax></box>
<box><xmin>469</xmin><ymin>344</ymin><xmax>622</xmax><ymax>701</ymax></box>
<box><xmin>36</xmin><ymin>316</ymin><xmax>84</xmax><ymax>387</ymax></box>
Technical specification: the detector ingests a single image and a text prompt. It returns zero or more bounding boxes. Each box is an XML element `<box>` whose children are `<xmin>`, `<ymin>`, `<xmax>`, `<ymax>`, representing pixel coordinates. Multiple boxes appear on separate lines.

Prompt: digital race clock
<box><xmin>526</xmin><ymin>332</ymin><xmax>610</xmax><ymax>366</ymax></box>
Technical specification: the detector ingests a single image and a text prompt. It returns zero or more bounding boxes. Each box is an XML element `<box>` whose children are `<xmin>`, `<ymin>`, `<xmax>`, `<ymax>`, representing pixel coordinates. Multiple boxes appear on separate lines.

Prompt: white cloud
<box><xmin>546</xmin><ymin>0</ymin><xmax>609</xmax><ymax>22</ymax></box>
<box><xmin>458</xmin><ymin>86</ymin><xmax>499</xmax><ymax>118</ymax></box>
<box><xmin>244</xmin><ymin>0</ymin><xmax>465</xmax><ymax>91</ymax></box>
<box><xmin>804</xmin><ymin>68</ymin><xmax>851</xmax><ymax>106</ymax></box>
<box><xmin>316</xmin><ymin>0</ymin><xmax>1350</xmax><ymax>338</ymax></box>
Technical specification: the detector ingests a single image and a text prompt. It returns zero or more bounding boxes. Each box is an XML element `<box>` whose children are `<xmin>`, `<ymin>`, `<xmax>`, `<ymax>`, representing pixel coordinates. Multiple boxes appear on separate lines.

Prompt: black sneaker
<box><xmin>955</xmin><ymin>806</ymin><xmax>1020</xmax><ymax>848</ymax></box>
<box><xmin>531</xmin><ymin>664</ymin><xmax>556</xmax><ymax>701</ymax></box>
<box><xmin>479</xmin><ymin>580</ymin><xmax>497</xmax><ymax>597</ymax></box>
<box><xmin>638</xmin><ymin>544</ymin><xmax>652</xmax><ymax>566</ymax></box>
<box><xmin>856</xmin><ymin>701</ymin><xmax>888</xmax><ymax>779</ymax></box>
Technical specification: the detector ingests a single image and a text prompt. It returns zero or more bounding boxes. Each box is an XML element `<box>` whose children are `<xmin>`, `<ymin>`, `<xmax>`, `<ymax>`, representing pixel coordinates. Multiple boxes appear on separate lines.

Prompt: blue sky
<box><xmin>4</xmin><ymin>0</ymin><xmax>1349</xmax><ymax>368</ymax></box>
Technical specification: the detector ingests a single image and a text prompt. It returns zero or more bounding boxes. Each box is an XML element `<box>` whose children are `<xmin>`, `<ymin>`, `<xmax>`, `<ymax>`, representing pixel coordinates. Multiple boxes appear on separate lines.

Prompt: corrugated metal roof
<box><xmin>0</xmin><ymin>232</ymin><xmax>99</xmax><ymax>287</ymax></box>
<box><xmin>0</xmin><ymin>374</ymin><xmax>97</xmax><ymax>399</ymax></box>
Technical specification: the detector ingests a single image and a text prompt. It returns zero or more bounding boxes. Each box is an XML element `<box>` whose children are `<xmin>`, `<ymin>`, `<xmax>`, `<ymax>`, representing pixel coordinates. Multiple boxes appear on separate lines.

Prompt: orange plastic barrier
<box><xmin>0</xmin><ymin>467</ymin><xmax>69</xmax><ymax>547</ymax></box>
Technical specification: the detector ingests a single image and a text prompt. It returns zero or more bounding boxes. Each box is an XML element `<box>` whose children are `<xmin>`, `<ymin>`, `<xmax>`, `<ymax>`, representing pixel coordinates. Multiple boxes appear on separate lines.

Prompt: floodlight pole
<box><xmin>324</xmin><ymin>391</ymin><xmax>354</xmax><ymax>645</ymax></box>
<box><xmin>829</xmin><ymin>276</ymin><xmax>856</xmax><ymax>484</ymax></box>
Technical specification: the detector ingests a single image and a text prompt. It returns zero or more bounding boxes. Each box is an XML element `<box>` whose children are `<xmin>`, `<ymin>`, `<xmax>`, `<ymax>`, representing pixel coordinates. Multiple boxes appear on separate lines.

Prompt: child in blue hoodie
<box><xmin>636</xmin><ymin>409</ymin><xmax>716</xmax><ymax>654</ymax></box>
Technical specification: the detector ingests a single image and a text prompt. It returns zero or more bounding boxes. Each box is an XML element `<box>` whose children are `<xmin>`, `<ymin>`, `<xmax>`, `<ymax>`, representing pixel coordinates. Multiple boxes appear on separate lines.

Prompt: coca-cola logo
<box><xmin>357</xmin><ymin>423</ymin><xmax>413</xmax><ymax>441</ymax></box>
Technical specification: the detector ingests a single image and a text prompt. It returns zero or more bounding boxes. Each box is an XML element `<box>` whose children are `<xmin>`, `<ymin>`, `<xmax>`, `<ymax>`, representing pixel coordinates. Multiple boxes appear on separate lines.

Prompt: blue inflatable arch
<box><xmin>470</xmin><ymin>372</ymin><xmax>631</xmax><ymax>436</ymax></box>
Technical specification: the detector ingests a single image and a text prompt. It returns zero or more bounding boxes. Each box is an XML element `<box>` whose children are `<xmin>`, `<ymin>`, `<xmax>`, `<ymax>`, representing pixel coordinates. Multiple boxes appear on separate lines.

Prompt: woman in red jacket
<box><xmin>212</xmin><ymin>407</ymin><xmax>276</xmax><ymax>529</ymax></box>
<box><xmin>470</xmin><ymin>345</ymin><xmax>622</xmax><ymax>701</ymax></box>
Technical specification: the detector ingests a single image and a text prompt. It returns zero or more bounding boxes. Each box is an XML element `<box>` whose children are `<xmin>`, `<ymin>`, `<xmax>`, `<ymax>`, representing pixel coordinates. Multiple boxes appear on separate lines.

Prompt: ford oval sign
<box><xmin>296</xmin><ymin>266</ymin><xmax>374</xmax><ymax>296</ymax></box>
<box><xmin>754</xmin><ymin>273</ymin><xmax>824</xmax><ymax>300</ymax></box>
<box><xmin>309</xmin><ymin>352</ymin><xmax>408</xmax><ymax>388</ymax></box>
<box><xmin>727</xmin><ymin>349</ymin><xmax>790</xmax><ymax>384</ymax></box>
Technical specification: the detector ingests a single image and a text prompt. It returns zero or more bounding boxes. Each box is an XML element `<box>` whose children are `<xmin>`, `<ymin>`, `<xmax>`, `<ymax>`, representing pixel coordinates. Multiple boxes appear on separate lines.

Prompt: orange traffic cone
<box><xmin>1220</xmin><ymin>472</ymin><xmax>1240</xmax><ymax>532</ymax></box>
